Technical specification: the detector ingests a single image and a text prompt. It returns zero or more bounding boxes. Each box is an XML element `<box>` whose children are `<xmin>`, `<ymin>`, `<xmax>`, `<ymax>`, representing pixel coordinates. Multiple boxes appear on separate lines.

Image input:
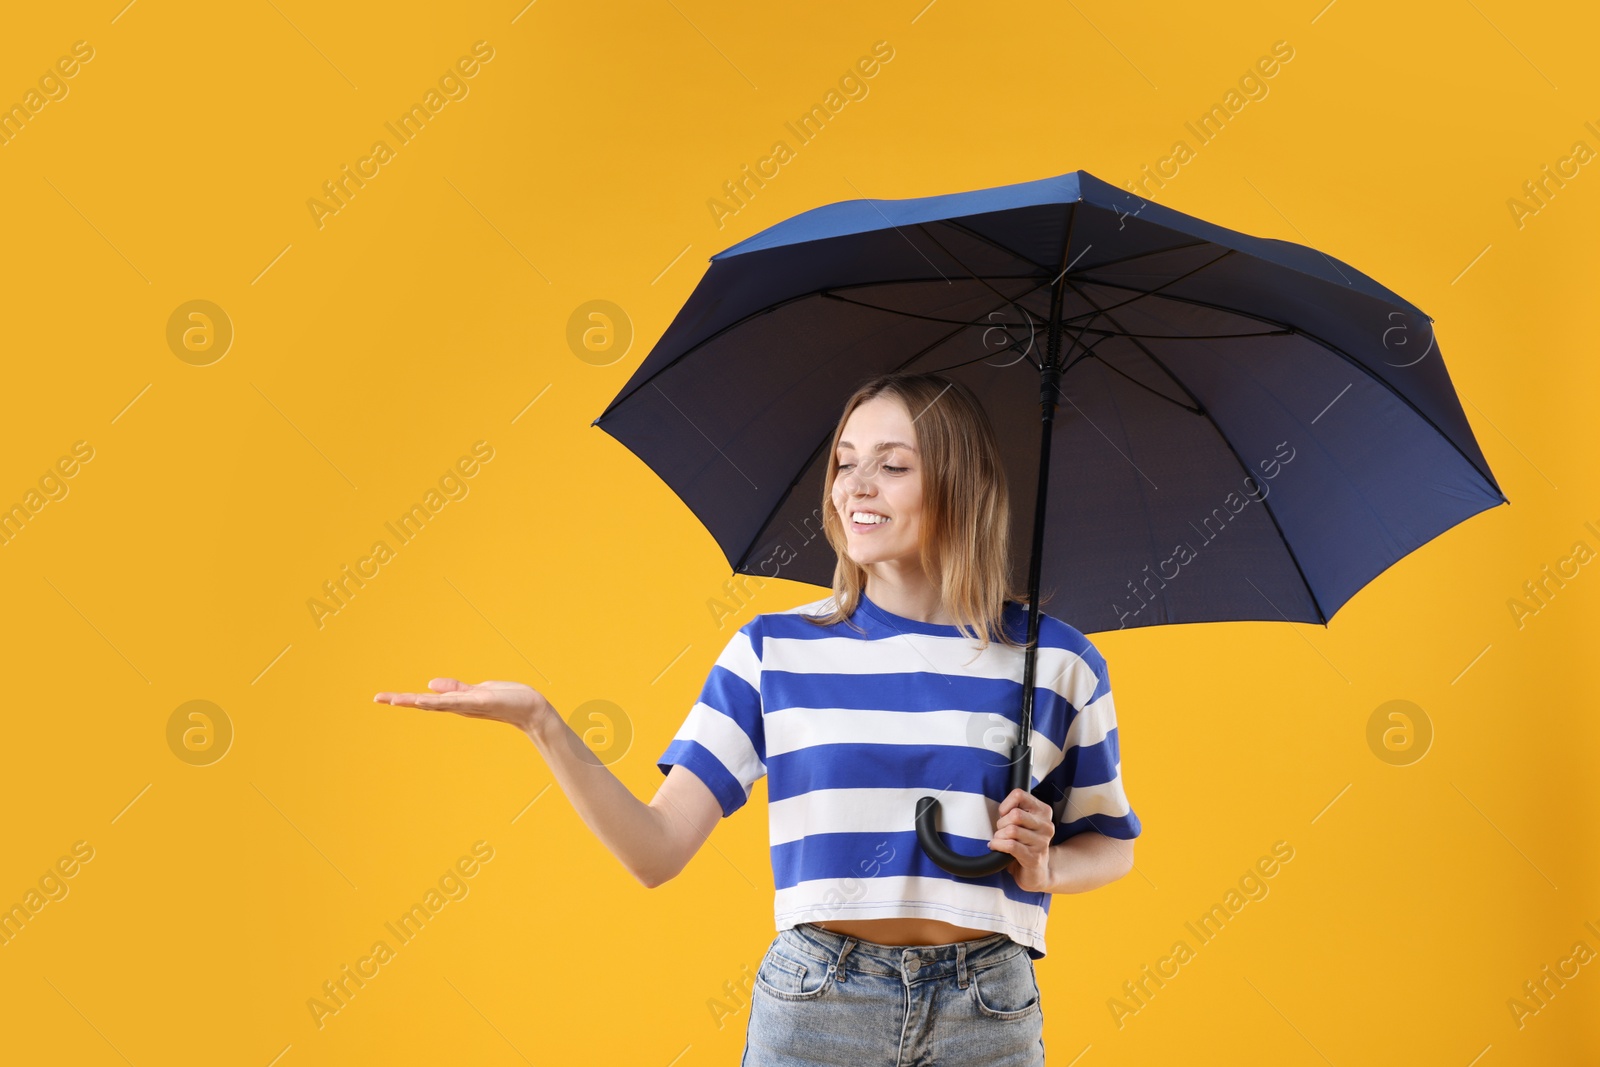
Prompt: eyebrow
<box><xmin>838</xmin><ymin>440</ymin><xmax>918</xmax><ymax>453</ymax></box>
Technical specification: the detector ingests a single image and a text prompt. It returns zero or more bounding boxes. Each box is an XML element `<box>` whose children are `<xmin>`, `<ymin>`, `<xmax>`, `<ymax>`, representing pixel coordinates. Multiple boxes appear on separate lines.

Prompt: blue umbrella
<box><xmin>592</xmin><ymin>169</ymin><xmax>1507</xmax><ymax>877</ymax></box>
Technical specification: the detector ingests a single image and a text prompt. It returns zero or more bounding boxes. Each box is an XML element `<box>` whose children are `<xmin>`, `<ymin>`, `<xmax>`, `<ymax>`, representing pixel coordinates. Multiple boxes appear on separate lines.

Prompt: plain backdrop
<box><xmin>0</xmin><ymin>1</ymin><xmax>1595</xmax><ymax>1064</ymax></box>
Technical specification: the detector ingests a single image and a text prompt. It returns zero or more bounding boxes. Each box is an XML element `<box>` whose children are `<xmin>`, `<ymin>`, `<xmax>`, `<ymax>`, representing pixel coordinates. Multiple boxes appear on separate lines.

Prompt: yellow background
<box><xmin>1</xmin><ymin>0</ymin><xmax>1596</xmax><ymax>1063</ymax></box>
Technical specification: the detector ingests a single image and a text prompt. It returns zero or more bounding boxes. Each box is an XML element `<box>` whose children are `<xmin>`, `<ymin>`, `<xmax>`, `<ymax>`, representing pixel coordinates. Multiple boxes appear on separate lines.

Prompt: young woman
<box><xmin>374</xmin><ymin>372</ymin><xmax>1141</xmax><ymax>1065</ymax></box>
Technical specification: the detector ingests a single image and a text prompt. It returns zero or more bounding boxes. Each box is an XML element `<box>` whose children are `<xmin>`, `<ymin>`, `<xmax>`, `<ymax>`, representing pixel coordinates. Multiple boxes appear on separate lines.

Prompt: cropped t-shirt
<box><xmin>656</xmin><ymin>591</ymin><xmax>1141</xmax><ymax>960</ymax></box>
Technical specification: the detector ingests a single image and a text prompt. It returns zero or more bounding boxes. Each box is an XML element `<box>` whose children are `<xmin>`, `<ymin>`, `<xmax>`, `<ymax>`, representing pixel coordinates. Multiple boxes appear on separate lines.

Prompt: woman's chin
<box><xmin>846</xmin><ymin>547</ymin><xmax>902</xmax><ymax>567</ymax></box>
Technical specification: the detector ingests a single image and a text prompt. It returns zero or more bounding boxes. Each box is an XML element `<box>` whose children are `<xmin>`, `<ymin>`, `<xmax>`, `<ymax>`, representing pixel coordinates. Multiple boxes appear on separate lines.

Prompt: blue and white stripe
<box><xmin>657</xmin><ymin>591</ymin><xmax>1140</xmax><ymax>959</ymax></box>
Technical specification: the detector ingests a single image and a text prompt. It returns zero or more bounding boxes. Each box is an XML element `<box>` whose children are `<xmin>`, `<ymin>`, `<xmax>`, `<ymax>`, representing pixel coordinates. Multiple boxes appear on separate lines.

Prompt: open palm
<box><xmin>372</xmin><ymin>677</ymin><xmax>545</xmax><ymax>733</ymax></box>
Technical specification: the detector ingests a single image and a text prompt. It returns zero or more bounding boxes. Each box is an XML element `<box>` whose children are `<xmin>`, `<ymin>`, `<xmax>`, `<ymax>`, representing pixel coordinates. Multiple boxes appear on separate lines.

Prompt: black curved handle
<box><xmin>914</xmin><ymin>742</ymin><xmax>1033</xmax><ymax>878</ymax></box>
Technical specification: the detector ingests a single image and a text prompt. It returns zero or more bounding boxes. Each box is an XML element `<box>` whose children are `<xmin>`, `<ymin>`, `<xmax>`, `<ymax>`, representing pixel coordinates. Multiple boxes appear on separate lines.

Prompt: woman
<box><xmin>374</xmin><ymin>372</ymin><xmax>1141</xmax><ymax>1065</ymax></box>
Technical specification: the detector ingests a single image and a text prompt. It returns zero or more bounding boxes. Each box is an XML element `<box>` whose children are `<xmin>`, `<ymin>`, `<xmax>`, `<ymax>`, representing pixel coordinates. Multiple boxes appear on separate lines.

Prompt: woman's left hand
<box><xmin>988</xmin><ymin>788</ymin><xmax>1057</xmax><ymax>892</ymax></box>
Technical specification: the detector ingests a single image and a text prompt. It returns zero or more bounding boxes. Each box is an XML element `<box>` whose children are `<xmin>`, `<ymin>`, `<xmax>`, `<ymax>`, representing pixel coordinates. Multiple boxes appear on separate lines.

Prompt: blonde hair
<box><xmin>804</xmin><ymin>372</ymin><xmax>1049</xmax><ymax>654</ymax></box>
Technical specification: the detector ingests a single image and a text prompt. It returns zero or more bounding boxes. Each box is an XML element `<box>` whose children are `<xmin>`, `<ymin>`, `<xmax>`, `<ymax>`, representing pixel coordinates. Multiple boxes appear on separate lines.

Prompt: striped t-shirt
<box><xmin>656</xmin><ymin>590</ymin><xmax>1141</xmax><ymax>960</ymax></box>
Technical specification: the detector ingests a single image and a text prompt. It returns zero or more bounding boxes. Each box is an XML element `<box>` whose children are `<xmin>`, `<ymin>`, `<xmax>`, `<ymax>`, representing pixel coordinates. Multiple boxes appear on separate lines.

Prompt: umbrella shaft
<box><xmin>1016</xmin><ymin>350</ymin><xmax>1061</xmax><ymax>777</ymax></box>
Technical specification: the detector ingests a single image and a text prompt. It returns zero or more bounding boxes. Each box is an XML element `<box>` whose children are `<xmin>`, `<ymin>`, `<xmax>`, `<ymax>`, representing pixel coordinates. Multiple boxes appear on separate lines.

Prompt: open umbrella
<box><xmin>591</xmin><ymin>169</ymin><xmax>1508</xmax><ymax>877</ymax></box>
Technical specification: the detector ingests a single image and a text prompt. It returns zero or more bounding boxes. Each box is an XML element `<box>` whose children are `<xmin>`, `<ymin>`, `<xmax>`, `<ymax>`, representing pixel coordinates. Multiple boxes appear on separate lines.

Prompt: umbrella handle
<box><xmin>913</xmin><ymin>743</ymin><xmax>1033</xmax><ymax>878</ymax></box>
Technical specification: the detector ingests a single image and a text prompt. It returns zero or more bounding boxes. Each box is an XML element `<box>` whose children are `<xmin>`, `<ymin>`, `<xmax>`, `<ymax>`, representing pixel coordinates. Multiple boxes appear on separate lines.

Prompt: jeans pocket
<box><xmin>970</xmin><ymin>952</ymin><xmax>1041</xmax><ymax>1020</ymax></box>
<box><xmin>753</xmin><ymin>940</ymin><xmax>836</xmax><ymax>1002</ymax></box>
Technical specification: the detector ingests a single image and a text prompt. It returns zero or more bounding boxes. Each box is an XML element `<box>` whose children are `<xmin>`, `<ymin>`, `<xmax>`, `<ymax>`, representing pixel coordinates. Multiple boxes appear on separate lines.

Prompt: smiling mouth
<box><xmin>849</xmin><ymin>512</ymin><xmax>891</xmax><ymax>531</ymax></box>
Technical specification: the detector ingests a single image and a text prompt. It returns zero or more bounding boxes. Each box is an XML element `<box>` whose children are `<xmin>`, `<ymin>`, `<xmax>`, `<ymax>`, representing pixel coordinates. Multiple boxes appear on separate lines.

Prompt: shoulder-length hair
<box><xmin>803</xmin><ymin>372</ymin><xmax>1049</xmax><ymax>653</ymax></box>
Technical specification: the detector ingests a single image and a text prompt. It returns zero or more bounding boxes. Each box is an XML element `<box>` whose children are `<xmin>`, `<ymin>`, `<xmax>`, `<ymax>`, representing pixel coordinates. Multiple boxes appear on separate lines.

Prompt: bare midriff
<box><xmin>810</xmin><ymin>917</ymin><xmax>997</xmax><ymax>946</ymax></box>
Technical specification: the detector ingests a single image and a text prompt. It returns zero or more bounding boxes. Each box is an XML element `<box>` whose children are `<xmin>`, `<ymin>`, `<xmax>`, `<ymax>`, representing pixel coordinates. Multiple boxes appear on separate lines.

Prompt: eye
<box><xmin>836</xmin><ymin>462</ymin><xmax>908</xmax><ymax>473</ymax></box>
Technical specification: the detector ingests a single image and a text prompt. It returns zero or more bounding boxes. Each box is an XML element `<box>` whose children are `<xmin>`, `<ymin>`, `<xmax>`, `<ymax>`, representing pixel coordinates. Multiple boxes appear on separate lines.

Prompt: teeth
<box><xmin>853</xmin><ymin>513</ymin><xmax>888</xmax><ymax>524</ymax></box>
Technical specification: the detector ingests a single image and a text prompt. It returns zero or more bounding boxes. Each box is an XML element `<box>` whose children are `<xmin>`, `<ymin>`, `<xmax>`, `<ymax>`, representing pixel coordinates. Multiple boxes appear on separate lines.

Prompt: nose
<box><xmin>840</xmin><ymin>466</ymin><xmax>878</xmax><ymax>498</ymax></box>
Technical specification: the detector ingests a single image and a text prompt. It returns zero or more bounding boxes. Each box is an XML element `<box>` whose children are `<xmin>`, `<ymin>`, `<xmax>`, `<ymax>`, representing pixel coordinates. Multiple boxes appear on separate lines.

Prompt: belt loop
<box><xmin>956</xmin><ymin>941</ymin><xmax>969</xmax><ymax>988</ymax></box>
<box><xmin>835</xmin><ymin>937</ymin><xmax>856</xmax><ymax>983</ymax></box>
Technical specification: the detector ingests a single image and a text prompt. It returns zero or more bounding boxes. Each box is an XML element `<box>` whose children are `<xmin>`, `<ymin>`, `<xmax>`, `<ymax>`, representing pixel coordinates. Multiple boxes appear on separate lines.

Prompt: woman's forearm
<box><xmin>1045</xmin><ymin>832</ymin><xmax>1136</xmax><ymax>894</ymax></box>
<box><xmin>523</xmin><ymin>711</ymin><xmax>669</xmax><ymax>888</ymax></box>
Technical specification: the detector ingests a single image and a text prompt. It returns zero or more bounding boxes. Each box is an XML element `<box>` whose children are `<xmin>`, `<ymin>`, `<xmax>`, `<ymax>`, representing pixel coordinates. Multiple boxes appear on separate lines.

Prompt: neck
<box><xmin>863</xmin><ymin>569</ymin><xmax>950</xmax><ymax>625</ymax></box>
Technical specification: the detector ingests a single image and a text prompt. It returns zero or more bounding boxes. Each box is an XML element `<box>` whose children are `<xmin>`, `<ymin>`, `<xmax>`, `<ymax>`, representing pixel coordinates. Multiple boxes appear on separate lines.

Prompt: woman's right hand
<box><xmin>372</xmin><ymin>678</ymin><xmax>552</xmax><ymax>735</ymax></box>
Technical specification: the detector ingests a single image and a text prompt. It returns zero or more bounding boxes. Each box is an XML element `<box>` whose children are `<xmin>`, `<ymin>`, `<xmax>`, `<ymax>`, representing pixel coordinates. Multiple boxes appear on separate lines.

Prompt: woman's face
<box><xmin>831</xmin><ymin>394</ymin><xmax>925</xmax><ymax>569</ymax></box>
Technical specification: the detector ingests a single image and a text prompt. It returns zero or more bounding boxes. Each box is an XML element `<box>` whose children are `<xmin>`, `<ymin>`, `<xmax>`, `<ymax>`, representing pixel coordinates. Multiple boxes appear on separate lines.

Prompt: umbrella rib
<box><xmin>826</xmin><ymin>273</ymin><xmax>1052</xmax><ymax>291</ymax></box>
<box><xmin>825</xmin><ymin>277</ymin><xmax>1296</xmax><ymax>343</ymax></box>
<box><xmin>909</xmin><ymin>276</ymin><xmax>1104</xmax><ymax>378</ymax></box>
<box><xmin>1078</xmin><ymin>349</ymin><xmax>1205</xmax><ymax>415</ymax></box>
<box><xmin>727</xmin><ymin>313</ymin><xmax>990</xmax><ymax>576</ymax></box>
<box><xmin>599</xmin><ymin>287</ymin><xmax>853</xmax><ymax>414</ymax></box>
<box><xmin>1067</xmin><ymin>325</ymin><xmax>1293</xmax><ymax>341</ymax></box>
<box><xmin>818</xmin><ymin>229</ymin><xmax>1219</xmax><ymax>297</ymax></box>
<box><xmin>1076</xmin><ymin>238</ymin><xmax>1219</xmax><ymax>270</ymax></box>
<box><xmin>1102</xmin><ymin>329</ymin><xmax>1290</xmax><ymax>340</ymax></box>
<box><xmin>600</xmin><ymin>277</ymin><xmax>1058</xmax><ymax>416</ymax></box>
<box><xmin>819</xmin><ymin>239</ymin><xmax>1266</xmax><ymax>308</ymax></box>
<box><xmin>1074</xmin><ymin>278</ymin><xmax>1502</xmax><ymax>493</ymax></box>
<box><xmin>938</xmin><ymin>218</ymin><xmax>1053</xmax><ymax>273</ymax></box>
<box><xmin>1070</xmin><ymin>284</ymin><xmax>1332</xmax><ymax>623</ymax></box>
<box><xmin>914</xmin><ymin>221</ymin><xmax>1055</xmax><ymax>312</ymax></box>
<box><xmin>1058</xmin><ymin>249</ymin><xmax>1239</xmax><ymax>328</ymax></box>
<box><xmin>600</xmin><ymin>247</ymin><xmax>1235</xmax><ymax>417</ymax></box>
<box><xmin>820</xmin><ymin>289</ymin><xmax>1048</xmax><ymax>329</ymax></box>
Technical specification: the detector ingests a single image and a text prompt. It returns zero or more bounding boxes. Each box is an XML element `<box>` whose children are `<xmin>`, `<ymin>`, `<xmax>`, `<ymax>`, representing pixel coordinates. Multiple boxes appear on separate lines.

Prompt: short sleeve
<box><xmin>656</xmin><ymin>617</ymin><xmax>767</xmax><ymax>818</ymax></box>
<box><xmin>1034</xmin><ymin>648</ymin><xmax>1141</xmax><ymax>842</ymax></box>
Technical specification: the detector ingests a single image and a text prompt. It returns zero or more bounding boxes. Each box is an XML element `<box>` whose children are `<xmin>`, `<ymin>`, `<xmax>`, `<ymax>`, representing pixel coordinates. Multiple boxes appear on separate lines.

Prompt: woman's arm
<box><xmin>1042</xmin><ymin>832</ymin><xmax>1135</xmax><ymax>894</ymax></box>
<box><xmin>990</xmin><ymin>787</ymin><xmax>1136</xmax><ymax>894</ymax></box>
<box><xmin>524</xmin><ymin>708</ymin><xmax>722</xmax><ymax>889</ymax></box>
<box><xmin>373</xmin><ymin>678</ymin><xmax>721</xmax><ymax>889</ymax></box>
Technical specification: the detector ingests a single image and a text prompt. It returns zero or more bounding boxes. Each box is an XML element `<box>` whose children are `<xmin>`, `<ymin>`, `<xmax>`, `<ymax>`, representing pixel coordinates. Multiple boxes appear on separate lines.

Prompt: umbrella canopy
<box><xmin>594</xmin><ymin>168</ymin><xmax>1508</xmax><ymax>878</ymax></box>
<box><xmin>592</xmin><ymin>169</ymin><xmax>1507</xmax><ymax>634</ymax></box>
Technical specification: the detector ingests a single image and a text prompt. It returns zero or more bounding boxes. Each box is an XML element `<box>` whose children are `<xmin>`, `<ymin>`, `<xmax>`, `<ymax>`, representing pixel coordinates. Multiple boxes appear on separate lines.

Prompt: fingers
<box><xmin>997</xmin><ymin>789</ymin><xmax>1051</xmax><ymax>828</ymax></box>
<box><xmin>373</xmin><ymin>690</ymin><xmax>463</xmax><ymax>710</ymax></box>
<box><xmin>991</xmin><ymin>824</ymin><xmax>1050</xmax><ymax>845</ymax></box>
<box><xmin>372</xmin><ymin>678</ymin><xmax>467</xmax><ymax>706</ymax></box>
<box><xmin>998</xmin><ymin>788</ymin><xmax>1036</xmax><ymax>815</ymax></box>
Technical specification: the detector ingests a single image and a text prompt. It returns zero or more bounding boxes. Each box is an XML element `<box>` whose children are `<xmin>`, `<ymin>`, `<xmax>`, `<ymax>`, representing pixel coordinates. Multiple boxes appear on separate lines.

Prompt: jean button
<box><xmin>907</xmin><ymin>958</ymin><xmax>921</xmax><ymax>972</ymax></box>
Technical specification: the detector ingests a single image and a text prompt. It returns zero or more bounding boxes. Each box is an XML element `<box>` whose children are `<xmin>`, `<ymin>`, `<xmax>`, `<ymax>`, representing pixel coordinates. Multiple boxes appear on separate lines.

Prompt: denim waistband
<box><xmin>780</xmin><ymin>922</ymin><xmax>1023</xmax><ymax>986</ymax></box>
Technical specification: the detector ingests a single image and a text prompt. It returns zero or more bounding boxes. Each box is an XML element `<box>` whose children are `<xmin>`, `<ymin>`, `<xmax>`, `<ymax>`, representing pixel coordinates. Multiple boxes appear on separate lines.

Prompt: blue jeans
<box><xmin>741</xmin><ymin>922</ymin><xmax>1046</xmax><ymax>1066</ymax></box>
